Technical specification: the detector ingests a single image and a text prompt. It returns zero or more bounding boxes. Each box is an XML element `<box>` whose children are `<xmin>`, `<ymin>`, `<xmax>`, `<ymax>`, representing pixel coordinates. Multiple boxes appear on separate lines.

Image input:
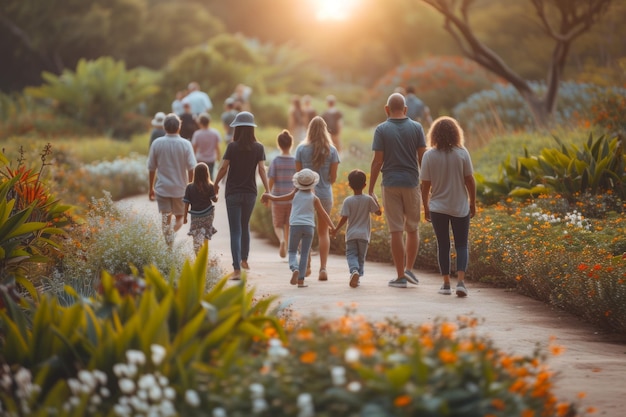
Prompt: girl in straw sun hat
<box><xmin>262</xmin><ymin>169</ymin><xmax>335</xmax><ymax>288</ymax></box>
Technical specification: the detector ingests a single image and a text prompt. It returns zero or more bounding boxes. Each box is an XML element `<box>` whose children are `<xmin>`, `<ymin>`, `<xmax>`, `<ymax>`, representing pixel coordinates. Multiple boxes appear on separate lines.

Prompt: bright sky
<box><xmin>311</xmin><ymin>0</ymin><xmax>360</xmax><ymax>21</ymax></box>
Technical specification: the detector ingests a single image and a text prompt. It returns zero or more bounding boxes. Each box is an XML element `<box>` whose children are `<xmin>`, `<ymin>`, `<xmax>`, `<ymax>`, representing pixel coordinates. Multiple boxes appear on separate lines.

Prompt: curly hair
<box><xmin>427</xmin><ymin>116</ymin><xmax>464</xmax><ymax>152</ymax></box>
<box><xmin>303</xmin><ymin>116</ymin><xmax>333</xmax><ymax>169</ymax></box>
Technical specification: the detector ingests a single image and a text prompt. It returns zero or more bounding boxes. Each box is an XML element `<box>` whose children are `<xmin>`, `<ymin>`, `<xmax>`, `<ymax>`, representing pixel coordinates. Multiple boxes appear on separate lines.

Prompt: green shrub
<box><xmin>0</xmin><ymin>248</ymin><xmax>583</xmax><ymax>416</ymax></box>
<box><xmin>476</xmin><ymin>133</ymin><xmax>626</xmax><ymax>205</ymax></box>
<box><xmin>24</xmin><ymin>57</ymin><xmax>159</xmax><ymax>139</ymax></box>
<box><xmin>0</xmin><ymin>245</ymin><xmax>285</xmax><ymax>416</ymax></box>
<box><xmin>52</xmin><ymin>193</ymin><xmax>193</xmax><ymax>300</ymax></box>
<box><xmin>0</xmin><ymin>148</ymin><xmax>75</xmax><ymax>285</ymax></box>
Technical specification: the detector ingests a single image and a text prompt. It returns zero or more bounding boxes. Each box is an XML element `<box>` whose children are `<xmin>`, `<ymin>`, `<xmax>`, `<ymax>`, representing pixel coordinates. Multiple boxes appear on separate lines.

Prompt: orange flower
<box><xmin>393</xmin><ymin>394</ymin><xmax>411</xmax><ymax>407</ymax></box>
<box><xmin>300</xmin><ymin>351</ymin><xmax>317</xmax><ymax>364</ymax></box>
<box><xmin>296</xmin><ymin>328</ymin><xmax>314</xmax><ymax>341</ymax></box>
<box><xmin>491</xmin><ymin>398</ymin><xmax>505</xmax><ymax>410</ymax></box>
<box><xmin>521</xmin><ymin>409</ymin><xmax>535</xmax><ymax>417</ymax></box>
<box><xmin>440</xmin><ymin>322</ymin><xmax>457</xmax><ymax>339</ymax></box>
<box><xmin>438</xmin><ymin>349</ymin><xmax>457</xmax><ymax>364</ymax></box>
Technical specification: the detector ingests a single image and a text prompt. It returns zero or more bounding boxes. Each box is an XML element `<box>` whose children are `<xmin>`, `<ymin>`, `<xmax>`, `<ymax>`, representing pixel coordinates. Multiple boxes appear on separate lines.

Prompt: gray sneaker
<box><xmin>456</xmin><ymin>282</ymin><xmax>468</xmax><ymax>297</ymax></box>
<box><xmin>404</xmin><ymin>270</ymin><xmax>419</xmax><ymax>285</ymax></box>
<box><xmin>438</xmin><ymin>284</ymin><xmax>452</xmax><ymax>295</ymax></box>
<box><xmin>388</xmin><ymin>277</ymin><xmax>408</xmax><ymax>288</ymax></box>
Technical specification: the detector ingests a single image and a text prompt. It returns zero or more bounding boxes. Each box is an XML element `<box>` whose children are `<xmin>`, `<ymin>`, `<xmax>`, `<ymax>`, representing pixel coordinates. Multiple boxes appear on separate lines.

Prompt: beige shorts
<box><xmin>156</xmin><ymin>195</ymin><xmax>185</xmax><ymax>216</ymax></box>
<box><xmin>382</xmin><ymin>186</ymin><xmax>421</xmax><ymax>233</ymax></box>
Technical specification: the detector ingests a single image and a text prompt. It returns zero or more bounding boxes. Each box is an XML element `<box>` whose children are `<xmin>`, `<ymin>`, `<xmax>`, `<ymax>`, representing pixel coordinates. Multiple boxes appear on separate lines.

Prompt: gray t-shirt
<box><xmin>294</xmin><ymin>144</ymin><xmax>340</xmax><ymax>201</ymax></box>
<box><xmin>372</xmin><ymin>117</ymin><xmax>426</xmax><ymax>187</ymax></box>
<box><xmin>420</xmin><ymin>147</ymin><xmax>474</xmax><ymax>217</ymax></box>
<box><xmin>147</xmin><ymin>134</ymin><xmax>197</xmax><ymax>198</ymax></box>
<box><xmin>340</xmin><ymin>194</ymin><xmax>380</xmax><ymax>242</ymax></box>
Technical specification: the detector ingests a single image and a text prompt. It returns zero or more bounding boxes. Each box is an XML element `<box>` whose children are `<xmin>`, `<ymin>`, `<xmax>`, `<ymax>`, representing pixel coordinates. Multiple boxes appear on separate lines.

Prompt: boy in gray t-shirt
<box><xmin>331</xmin><ymin>169</ymin><xmax>382</xmax><ymax>288</ymax></box>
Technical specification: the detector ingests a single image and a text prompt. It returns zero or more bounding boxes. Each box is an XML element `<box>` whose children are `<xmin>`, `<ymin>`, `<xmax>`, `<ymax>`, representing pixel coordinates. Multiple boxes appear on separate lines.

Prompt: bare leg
<box><xmin>161</xmin><ymin>213</ymin><xmax>174</xmax><ymax>248</ymax></box>
<box><xmin>318</xmin><ymin>224</ymin><xmax>330</xmax><ymax>271</ymax></box>
<box><xmin>390</xmin><ymin>231</ymin><xmax>405</xmax><ymax>279</ymax></box>
<box><xmin>404</xmin><ymin>229</ymin><xmax>419</xmax><ymax>272</ymax></box>
<box><xmin>173</xmin><ymin>215</ymin><xmax>184</xmax><ymax>232</ymax></box>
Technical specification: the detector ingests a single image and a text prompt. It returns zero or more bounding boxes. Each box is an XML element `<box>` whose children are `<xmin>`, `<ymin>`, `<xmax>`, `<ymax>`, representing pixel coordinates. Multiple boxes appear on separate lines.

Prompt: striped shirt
<box><xmin>268</xmin><ymin>155</ymin><xmax>296</xmax><ymax>205</ymax></box>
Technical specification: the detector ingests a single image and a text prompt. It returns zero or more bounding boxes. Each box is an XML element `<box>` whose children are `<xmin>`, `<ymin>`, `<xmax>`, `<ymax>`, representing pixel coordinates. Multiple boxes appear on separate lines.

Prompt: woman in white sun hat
<box><xmin>262</xmin><ymin>169</ymin><xmax>335</xmax><ymax>288</ymax></box>
<box><xmin>214</xmin><ymin>111</ymin><xmax>270</xmax><ymax>280</ymax></box>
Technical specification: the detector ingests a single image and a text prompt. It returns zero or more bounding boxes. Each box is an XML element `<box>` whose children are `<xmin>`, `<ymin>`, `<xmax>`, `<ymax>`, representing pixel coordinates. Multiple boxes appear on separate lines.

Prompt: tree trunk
<box><xmin>421</xmin><ymin>0</ymin><xmax>613</xmax><ymax>129</ymax></box>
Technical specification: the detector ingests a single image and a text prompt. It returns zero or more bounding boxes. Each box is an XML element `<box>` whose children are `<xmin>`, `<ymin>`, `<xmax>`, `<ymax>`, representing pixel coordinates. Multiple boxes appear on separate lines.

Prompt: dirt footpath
<box><xmin>119</xmin><ymin>194</ymin><xmax>626</xmax><ymax>416</ymax></box>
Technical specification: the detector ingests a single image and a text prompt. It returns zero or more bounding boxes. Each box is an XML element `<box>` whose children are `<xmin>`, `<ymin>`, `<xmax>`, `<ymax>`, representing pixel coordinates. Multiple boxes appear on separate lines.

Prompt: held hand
<box><xmin>214</xmin><ymin>183</ymin><xmax>220</xmax><ymax>196</ymax></box>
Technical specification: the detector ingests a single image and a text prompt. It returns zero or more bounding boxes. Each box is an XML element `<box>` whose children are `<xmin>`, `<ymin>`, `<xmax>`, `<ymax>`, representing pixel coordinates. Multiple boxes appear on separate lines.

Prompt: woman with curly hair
<box><xmin>295</xmin><ymin>116</ymin><xmax>340</xmax><ymax>281</ymax></box>
<box><xmin>420</xmin><ymin>116</ymin><xmax>476</xmax><ymax>297</ymax></box>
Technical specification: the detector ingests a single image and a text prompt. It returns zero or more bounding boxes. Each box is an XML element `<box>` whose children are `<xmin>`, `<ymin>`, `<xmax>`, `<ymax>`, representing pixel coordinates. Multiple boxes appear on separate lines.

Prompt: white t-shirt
<box><xmin>147</xmin><ymin>134</ymin><xmax>197</xmax><ymax>198</ymax></box>
<box><xmin>420</xmin><ymin>147</ymin><xmax>474</xmax><ymax>217</ymax></box>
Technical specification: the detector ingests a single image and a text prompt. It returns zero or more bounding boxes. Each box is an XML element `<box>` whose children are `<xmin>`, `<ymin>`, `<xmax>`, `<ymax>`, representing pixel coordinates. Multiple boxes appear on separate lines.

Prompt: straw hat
<box><xmin>292</xmin><ymin>169</ymin><xmax>320</xmax><ymax>190</ymax></box>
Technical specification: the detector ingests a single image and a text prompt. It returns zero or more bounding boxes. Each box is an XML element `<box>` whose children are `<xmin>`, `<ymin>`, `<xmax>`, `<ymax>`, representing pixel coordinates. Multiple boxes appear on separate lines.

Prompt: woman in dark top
<box><xmin>214</xmin><ymin>112</ymin><xmax>270</xmax><ymax>280</ymax></box>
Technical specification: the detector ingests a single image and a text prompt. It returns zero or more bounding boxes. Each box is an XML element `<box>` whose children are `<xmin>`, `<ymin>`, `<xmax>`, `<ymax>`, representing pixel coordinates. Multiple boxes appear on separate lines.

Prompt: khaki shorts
<box><xmin>382</xmin><ymin>186</ymin><xmax>421</xmax><ymax>233</ymax></box>
<box><xmin>156</xmin><ymin>195</ymin><xmax>185</xmax><ymax>216</ymax></box>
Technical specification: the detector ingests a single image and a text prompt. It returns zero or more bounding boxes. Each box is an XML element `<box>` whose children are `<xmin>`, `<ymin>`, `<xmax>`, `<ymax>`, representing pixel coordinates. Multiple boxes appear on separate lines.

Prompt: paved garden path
<box><xmin>119</xmin><ymin>193</ymin><xmax>626</xmax><ymax>416</ymax></box>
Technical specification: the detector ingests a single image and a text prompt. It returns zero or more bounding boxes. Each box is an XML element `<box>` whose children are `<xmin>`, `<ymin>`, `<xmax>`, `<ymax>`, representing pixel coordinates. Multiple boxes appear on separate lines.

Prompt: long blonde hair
<box><xmin>303</xmin><ymin>116</ymin><xmax>333</xmax><ymax>169</ymax></box>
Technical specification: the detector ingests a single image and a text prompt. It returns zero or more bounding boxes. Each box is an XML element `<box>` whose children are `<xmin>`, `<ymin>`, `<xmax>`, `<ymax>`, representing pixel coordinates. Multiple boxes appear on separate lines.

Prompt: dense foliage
<box><xmin>0</xmin><ymin>247</ymin><xmax>584</xmax><ymax>416</ymax></box>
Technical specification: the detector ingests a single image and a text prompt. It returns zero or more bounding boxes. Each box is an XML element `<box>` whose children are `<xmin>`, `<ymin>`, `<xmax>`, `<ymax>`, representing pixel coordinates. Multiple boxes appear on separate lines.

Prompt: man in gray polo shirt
<box><xmin>368</xmin><ymin>93</ymin><xmax>427</xmax><ymax>288</ymax></box>
<box><xmin>148</xmin><ymin>113</ymin><xmax>197</xmax><ymax>247</ymax></box>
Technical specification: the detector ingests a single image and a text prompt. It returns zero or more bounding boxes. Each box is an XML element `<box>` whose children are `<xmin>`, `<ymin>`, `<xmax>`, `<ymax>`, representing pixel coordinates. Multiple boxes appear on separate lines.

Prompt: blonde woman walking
<box><xmin>295</xmin><ymin>116</ymin><xmax>340</xmax><ymax>281</ymax></box>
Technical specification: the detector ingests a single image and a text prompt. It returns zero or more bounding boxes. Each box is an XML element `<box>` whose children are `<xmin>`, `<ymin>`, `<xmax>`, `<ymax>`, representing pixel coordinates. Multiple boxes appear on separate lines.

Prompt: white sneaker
<box><xmin>456</xmin><ymin>282</ymin><xmax>468</xmax><ymax>297</ymax></box>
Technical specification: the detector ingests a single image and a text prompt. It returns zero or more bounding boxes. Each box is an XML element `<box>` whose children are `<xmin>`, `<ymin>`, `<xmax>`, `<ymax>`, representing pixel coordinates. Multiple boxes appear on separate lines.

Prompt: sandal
<box><xmin>298</xmin><ymin>279</ymin><xmax>308</xmax><ymax>288</ymax></box>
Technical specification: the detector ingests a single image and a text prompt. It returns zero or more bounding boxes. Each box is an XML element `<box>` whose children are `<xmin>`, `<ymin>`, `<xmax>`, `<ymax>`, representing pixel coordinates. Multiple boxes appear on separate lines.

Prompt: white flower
<box><xmin>14</xmin><ymin>368</ymin><xmax>32</xmax><ymax>388</ymax></box>
<box><xmin>78</xmin><ymin>370</ymin><xmax>96</xmax><ymax>390</ymax></box>
<box><xmin>164</xmin><ymin>387</ymin><xmax>176</xmax><ymax>400</ymax></box>
<box><xmin>252</xmin><ymin>398</ymin><xmax>268</xmax><ymax>414</ymax></box>
<box><xmin>67</xmin><ymin>378</ymin><xmax>81</xmax><ymax>395</ymax></box>
<box><xmin>113</xmin><ymin>364</ymin><xmax>128</xmax><ymax>378</ymax></box>
<box><xmin>148</xmin><ymin>385</ymin><xmax>163</xmax><ymax>402</ymax></box>
<box><xmin>185</xmin><ymin>389</ymin><xmax>201</xmax><ymax>407</ymax></box>
<box><xmin>100</xmin><ymin>387</ymin><xmax>111</xmax><ymax>398</ymax></box>
<box><xmin>150</xmin><ymin>344</ymin><xmax>167</xmax><ymax>366</ymax></box>
<box><xmin>93</xmin><ymin>370</ymin><xmax>107</xmax><ymax>385</ymax></box>
<box><xmin>344</xmin><ymin>347</ymin><xmax>360</xmax><ymax>363</ymax></box>
<box><xmin>137</xmin><ymin>389</ymin><xmax>148</xmax><ymax>401</ymax></box>
<box><xmin>347</xmin><ymin>381</ymin><xmax>362</xmax><ymax>392</ymax></box>
<box><xmin>138</xmin><ymin>374</ymin><xmax>157</xmax><ymax>391</ymax></box>
<box><xmin>113</xmin><ymin>403</ymin><xmax>131</xmax><ymax>416</ymax></box>
<box><xmin>249</xmin><ymin>383</ymin><xmax>264</xmax><ymax>398</ymax></box>
<box><xmin>118</xmin><ymin>378</ymin><xmax>135</xmax><ymax>394</ymax></box>
<box><xmin>126</xmin><ymin>363</ymin><xmax>138</xmax><ymax>378</ymax></box>
<box><xmin>126</xmin><ymin>350</ymin><xmax>146</xmax><ymax>366</ymax></box>
<box><xmin>331</xmin><ymin>366</ymin><xmax>346</xmax><ymax>386</ymax></box>
<box><xmin>212</xmin><ymin>407</ymin><xmax>227</xmax><ymax>417</ymax></box>
<box><xmin>160</xmin><ymin>399</ymin><xmax>176</xmax><ymax>416</ymax></box>
<box><xmin>158</xmin><ymin>375</ymin><xmax>169</xmax><ymax>387</ymax></box>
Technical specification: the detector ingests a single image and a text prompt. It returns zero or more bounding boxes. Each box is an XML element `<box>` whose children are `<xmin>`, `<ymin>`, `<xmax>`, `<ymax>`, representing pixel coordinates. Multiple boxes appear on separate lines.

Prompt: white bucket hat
<box><xmin>230</xmin><ymin>111</ymin><xmax>257</xmax><ymax>127</ymax></box>
<box><xmin>292</xmin><ymin>169</ymin><xmax>320</xmax><ymax>190</ymax></box>
<box><xmin>151</xmin><ymin>112</ymin><xmax>166</xmax><ymax>127</ymax></box>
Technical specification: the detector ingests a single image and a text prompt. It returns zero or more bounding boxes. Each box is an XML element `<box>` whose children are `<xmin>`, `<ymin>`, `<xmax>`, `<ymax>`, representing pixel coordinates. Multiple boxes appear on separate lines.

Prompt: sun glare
<box><xmin>312</xmin><ymin>0</ymin><xmax>359</xmax><ymax>21</ymax></box>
